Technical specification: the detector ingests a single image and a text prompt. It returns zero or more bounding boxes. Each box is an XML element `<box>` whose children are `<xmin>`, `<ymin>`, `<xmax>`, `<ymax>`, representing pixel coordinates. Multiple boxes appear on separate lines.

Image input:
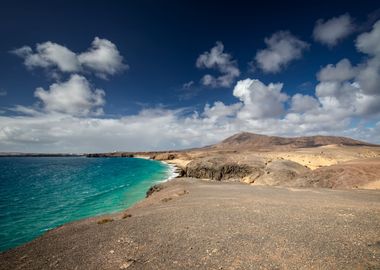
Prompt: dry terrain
<box><xmin>1</xmin><ymin>178</ymin><xmax>379</xmax><ymax>269</ymax></box>
<box><xmin>2</xmin><ymin>132</ymin><xmax>380</xmax><ymax>269</ymax></box>
<box><xmin>147</xmin><ymin>133</ymin><xmax>380</xmax><ymax>190</ymax></box>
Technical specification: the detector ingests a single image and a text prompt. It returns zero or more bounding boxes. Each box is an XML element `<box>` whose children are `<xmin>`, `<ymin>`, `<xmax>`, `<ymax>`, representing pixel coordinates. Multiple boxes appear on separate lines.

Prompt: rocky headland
<box><xmin>135</xmin><ymin>132</ymin><xmax>380</xmax><ymax>189</ymax></box>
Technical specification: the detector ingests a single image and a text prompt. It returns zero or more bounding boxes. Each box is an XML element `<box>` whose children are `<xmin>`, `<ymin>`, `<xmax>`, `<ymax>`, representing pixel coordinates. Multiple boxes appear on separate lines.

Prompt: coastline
<box><xmin>0</xmin><ymin>156</ymin><xmax>178</xmax><ymax>253</ymax></box>
<box><xmin>131</xmin><ymin>155</ymin><xmax>181</xmax><ymax>182</ymax></box>
<box><xmin>1</xmin><ymin>178</ymin><xmax>379</xmax><ymax>269</ymax></box>
<box><xmin>2</xmin><ymin>134</ymin><xmax>380</xmax><ymax>266</ymax></box>
<box><xmin>161</xmin><ymin>161</ymin><xmax>180</xmax><ymax>182</ymax></box>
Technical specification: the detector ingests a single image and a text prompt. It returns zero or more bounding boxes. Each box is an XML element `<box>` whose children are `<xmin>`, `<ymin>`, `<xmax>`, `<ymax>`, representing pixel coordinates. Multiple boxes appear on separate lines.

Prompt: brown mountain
<box><xmin>212</xmin><ymin>132</ymin><xmax>375</xmax><ymax>150</ymax></box>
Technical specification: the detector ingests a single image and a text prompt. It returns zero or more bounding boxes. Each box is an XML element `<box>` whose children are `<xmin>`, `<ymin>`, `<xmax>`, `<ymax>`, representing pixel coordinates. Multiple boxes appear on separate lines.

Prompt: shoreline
<box><xmin>2</xmin><ymin>134</ymin><xmax>380</xmax><ymax>263</ymax></box>
<box><xmin>1</xmin><ymin>178</ymin><xmax>379</xmax><ymax>269</ymax></box>
<box><xmin>160</xmin><ymin>161</ymin><xmax>180</xmax><ymax>182</ymax></box>
<box><xmin>0</xmin><ymin>156</ymin><xmax>180</xmax><ymax>253</ymax></box>
<box><xmin>132</xmin><ymin>155</ymin><xmax>181</xmax><ymax>182</ymax></box>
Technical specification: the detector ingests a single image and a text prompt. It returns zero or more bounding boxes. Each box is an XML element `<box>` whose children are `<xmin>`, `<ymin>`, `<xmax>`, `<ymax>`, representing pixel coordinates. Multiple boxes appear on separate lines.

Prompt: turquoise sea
<box><xmin>0</xmin><ymin>157</ymin><xmax>173</xmax><ymax>252</ymax></box>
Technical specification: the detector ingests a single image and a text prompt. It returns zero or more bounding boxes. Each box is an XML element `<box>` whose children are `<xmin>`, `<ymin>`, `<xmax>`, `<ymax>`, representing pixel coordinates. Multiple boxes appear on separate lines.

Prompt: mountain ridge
<box><xmin>213</xmin><ymin>131</ymin><xmax>376</xmax><ymax>150</ymax></box>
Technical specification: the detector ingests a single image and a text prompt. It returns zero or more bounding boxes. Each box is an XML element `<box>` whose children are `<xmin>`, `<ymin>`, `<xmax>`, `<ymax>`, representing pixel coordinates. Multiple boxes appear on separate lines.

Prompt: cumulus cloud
<box><xmin>34</xmin><ymin>75</ymin><xmax>105</xmax><ymax>116</ymax></box>
<box><xmin>12</xmin><ymin>43</ymin><xmax>80</xmax><ymax>73</ymax></box>
<box><xmin>233</xmin><ymin>79</ymin><xmax>288</xmax><ymax>119</ymax></box>
<box><xmin>313</xmin><ymin>14</ymin><xmax>355</xmax><ymax>47</ymax></box>
<box><xmin>317</xmin><ymin>59</ymin><xmax>357</xmax><ymax>82</ymax></box>
<box><xmin>355</xmin><ymin>20</ymin><xmax>380</xmax><ymax>96</ymax></box>
<box><xmin>78</xmin><ymin>37</ymin><xmax>128</xmax><ymax>79</ymax></box>
<box><xmin>196</xmin><ymin>42</ymin><xmax>240</xmax><ymax>87</ymax></box>
<box><xmin>356</xmin><ymin>20</ymin><xmax>380</xmax><ymax>56</ymax></box>
<box><xmin>255</xmin><ymin>31</ymin><xmax>309</xmax><ymax>73</ymax></box>
<box><xmin>203</xmin><ymin>101</ymin><xmax>242</xmax><ymax>122</ymax></box>
<box><xmin>356</xmin><ymin>57</ymin><xmax>380</xmax><ymax>95</ymax></box>
<box><xmin>2</xmin><ymin>91</ymin><xmax>379</xmax><ymax>153</ymax></box>
<box><xmin>2</xmin><ymin>22</ymin><xmax>380</xmax><ymax>152</ymax></box>
<box><xmin>313</xmin><ymin>20</ymin><xmax>380</xmax><ymax>117</ymax></box>
<box><xmin>290</xmin><ymin>94</ymin><xmax>320</xmax><ymax>113</ymax></box>
<box><xmin>11</xmin><ymin>37</ymin><xmax>127</xmax><ymax>79</ymax></box>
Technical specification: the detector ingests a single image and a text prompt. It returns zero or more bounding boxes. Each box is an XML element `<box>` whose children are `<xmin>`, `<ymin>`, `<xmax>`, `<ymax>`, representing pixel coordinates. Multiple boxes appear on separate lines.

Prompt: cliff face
<box><xmin>183</xmin><ymin>155</ymin><xmax>310</xmax><ymax>185</ymax></box>
<box><xmin>184</xmin><ymin>156</ymin><xmax>261</xmax><ymax>181</ymax></box>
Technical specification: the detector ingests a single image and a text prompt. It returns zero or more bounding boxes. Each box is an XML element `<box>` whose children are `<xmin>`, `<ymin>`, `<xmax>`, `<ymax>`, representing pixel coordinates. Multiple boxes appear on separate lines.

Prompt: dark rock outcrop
<box><xmin>184</xmin><ymin>156</ymin><xmax>265</xmax><ymax>181</ymax></box>
<box><xmin>152</xmin><ymin>153</ymin><xmax>177</xmax><ymax>160</ymax></box>
<box><xmin>146</xmin><ymin>184</ymin><xmax>164</xmax><ymax>197</ymax></box>
<box><xmin>184</xmin><ymin>155</ymin><xmax>311</xmax><ymax>185</ymax></box>
<box><xmin>86</xmin><ymin>152</ymin><xmax>134</xmax><ymax>158</ymax></box>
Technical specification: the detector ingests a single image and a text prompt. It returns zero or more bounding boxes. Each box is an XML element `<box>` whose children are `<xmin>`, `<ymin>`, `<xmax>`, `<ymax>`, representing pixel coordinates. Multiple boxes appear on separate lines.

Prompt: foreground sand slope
<box><xmin>2</xmin><ymin>178</ymin><xmax>379</xmax><ymax>269</ymax></box>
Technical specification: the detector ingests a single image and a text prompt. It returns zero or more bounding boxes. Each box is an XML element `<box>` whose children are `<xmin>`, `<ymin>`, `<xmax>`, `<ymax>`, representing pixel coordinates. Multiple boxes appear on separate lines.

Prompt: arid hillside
<box><xmin>85</xmin><ymin>132</ymin><xmax>380</xmax><ymax>190</ymax></box>
<box><xmin>147</xmin><ymin>132</ymin><xmax>380</xmax><ymax>189</ymax></box>
<box><xmin>212</xmin><ymin>132</ymin><xmax>375</xmax><ymax>150</ymax></box>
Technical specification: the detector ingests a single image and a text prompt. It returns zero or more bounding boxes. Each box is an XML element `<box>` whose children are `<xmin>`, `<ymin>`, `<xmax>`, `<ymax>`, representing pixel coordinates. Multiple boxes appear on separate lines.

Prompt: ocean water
<box><xmin>0</xmin><ymin>157</ymin><xmax>174</xmax><ymax>252</ymax></box>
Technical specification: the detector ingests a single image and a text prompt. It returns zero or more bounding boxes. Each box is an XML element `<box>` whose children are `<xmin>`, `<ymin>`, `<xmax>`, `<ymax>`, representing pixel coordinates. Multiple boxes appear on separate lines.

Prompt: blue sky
<box><xmin>0</xmin><ymin>0</ymin><xmax>380</xmax><ymax>152</ymax></box>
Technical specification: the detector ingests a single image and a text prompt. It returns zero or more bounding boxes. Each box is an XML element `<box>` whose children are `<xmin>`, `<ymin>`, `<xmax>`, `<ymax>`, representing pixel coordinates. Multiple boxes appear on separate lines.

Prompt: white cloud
<box><xmin>311</xmin><ymin>20</ymin><xmax>380</xmax><ymax>117</ymax></box>
<box><xmin>0</xmin><ymin>90</ymin><xmax>7</xmax><ymax>96</ymax></box>
<box><xmin>11</xmin><ymin>37</ymin><xmax>127</xmax><ymax>79</ymax></box>
<box><xmin>10</xmin><ymin>105</ymin><xmax>42</xmax><ymax>116</ymax></box>
<box><xmin>356</xmin><ymin>57</ymin><xmax>380</xmax><ymax>95</ymax></box>
<box><xmin>203</xmin><ymin>101</ymin><xmax>242</xmax><ymax>122</ymax></box>
<box><xmin>12</xmin><ymin>43</ymin><xmax>80</xmax><ymax>73</ymax></box>
<box><xmin>34</xmin><ymin>74</ymin><xmax>105</xmax><ymax>116</ymax></box>
<box><xmin>1</xmin><ymin>78</ymin><xmax>379</xmax><ymax>153</ymax></box>
<box><xmin>196</xmin><ymin>41</ymin><xmax>240</xmax><ymax>87</ymax></box>
<box><xmin>355</xmin><ymin>21</ymin><xmax>380</xmax><ymax>95</ymax></box>
<box><xmin>356</xmin><ymin>20</ymin><xmax>380</xmax><ymax>56</ymax></box>
<box><xmin>290</xmin><ymin>94</ymin><xmax>320</xmax><ymax>113</ymax></box>
<box><xmin>2</xmin><ymin>95</ymin><xmax>378</xmax><ymax>153</ymax></box>
<box><xmin>255</xmin><ymin>31</ymin><xmax>309</xmax><ymax>73</ymax></box>
<box><xmin>78</xmin><ymin>37</ymin><xmax>128</xmax><ymax>79</ymax></box>
<box><xmin>233</xmin><ymin>79</ymin><xmax>288</xmax><ymax>119</ymax></box>
<box><xmin>313</xmin><ymin>14</ymin><xmax>355</xmax><ymax>47</ymax></box>
<box><xmin>2</xmin><ymin>22</ymin><xmax>380</xmax><ymax>152</ymax></box>
<box><xmin>317</xmin><ymin>59</ymin><xmax>357</xmax><ymax>82</ymax></box>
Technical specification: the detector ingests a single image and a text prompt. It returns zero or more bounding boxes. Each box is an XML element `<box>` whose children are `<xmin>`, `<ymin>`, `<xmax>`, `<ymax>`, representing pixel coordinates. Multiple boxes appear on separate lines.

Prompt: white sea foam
<box><xmin>132</xmin><ymin>156</ymin><xmax>179</xmax><ymax>182</ymax></box>
<box><xmin>162</xmin><ymin>162</ymin><xmax>180</xmax><ymax>182</ymax></box>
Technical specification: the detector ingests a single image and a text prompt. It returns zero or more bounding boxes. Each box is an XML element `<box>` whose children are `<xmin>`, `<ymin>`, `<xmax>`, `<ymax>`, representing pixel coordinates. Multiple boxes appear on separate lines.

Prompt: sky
<box><xmin>0</xmin><ymin>0</ymin><xmax>380</xmax><ymax>153</ymax></box>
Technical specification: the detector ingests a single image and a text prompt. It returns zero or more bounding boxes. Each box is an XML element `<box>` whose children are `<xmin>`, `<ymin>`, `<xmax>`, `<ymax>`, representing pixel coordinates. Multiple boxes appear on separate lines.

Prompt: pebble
<box><xmin>120</xmin><ymin>262</ymin><xmax>133</xmax><ymax>269</ymax></box>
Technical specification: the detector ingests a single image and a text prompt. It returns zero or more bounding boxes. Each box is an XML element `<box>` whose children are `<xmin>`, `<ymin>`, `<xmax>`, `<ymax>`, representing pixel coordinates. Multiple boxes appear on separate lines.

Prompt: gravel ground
<box><xmin>1</xmin><ymin>178</ymin><xmax>380</xmax><ymax>269</ymax></box>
